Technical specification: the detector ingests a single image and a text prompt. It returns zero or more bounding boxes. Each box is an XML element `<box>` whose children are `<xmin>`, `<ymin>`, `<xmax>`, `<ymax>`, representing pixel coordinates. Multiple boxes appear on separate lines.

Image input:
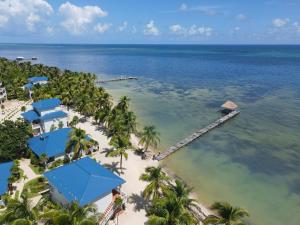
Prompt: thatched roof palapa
<box><xmin>221</xmin><ymin>101</ymin><xmax>238</xmax><ymax>110</ymax></box>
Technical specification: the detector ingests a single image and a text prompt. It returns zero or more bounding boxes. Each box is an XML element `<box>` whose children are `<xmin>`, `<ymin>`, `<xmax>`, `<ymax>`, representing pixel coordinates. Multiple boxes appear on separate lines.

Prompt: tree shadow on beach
<box><xmin>128</xmin><ymin>193</ymin><xmax>149</xmax><ymax>212</ymax></box>
<box><xmin>103</xmin><ymin>162</ymin><xmax>123</xmax><ymax>175</ymax></box>
<box><xmin>101</xmin><ymin>147</ymin><xmax>114</xmax><ymax>156</ymax></box>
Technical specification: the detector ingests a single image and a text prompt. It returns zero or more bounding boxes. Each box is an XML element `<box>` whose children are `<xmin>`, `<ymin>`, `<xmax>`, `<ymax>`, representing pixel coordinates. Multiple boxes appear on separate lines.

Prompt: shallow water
<box><xmin>1</xmin><ymin>44</ymin><xmax>300</xmax><ymax>225</ymax></box>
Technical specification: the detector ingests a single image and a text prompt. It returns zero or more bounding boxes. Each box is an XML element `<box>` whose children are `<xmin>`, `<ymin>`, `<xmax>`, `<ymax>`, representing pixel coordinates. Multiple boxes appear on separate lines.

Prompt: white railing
<box><xmin>98</xmin><ymin>192</ymin><xmax>127</xmax><ymax>225</ymax></box>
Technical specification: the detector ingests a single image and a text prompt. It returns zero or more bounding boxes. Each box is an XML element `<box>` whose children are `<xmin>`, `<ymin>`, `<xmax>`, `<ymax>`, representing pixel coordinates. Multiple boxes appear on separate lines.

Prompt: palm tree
<box><xmin>147</xmin><ymin>191</ymin><xmax>196</xmax><ymax>225</ymax></box>
<box><xmin>11</xmin><ymin>219</ymin><xmax>34</xmax><ymax>225</ymax></box>
<box><xmin>116</xmin><ymin>96</ymin><xmax>130</xmax><ymax>112</ymax></box>
<box><xmin>39</xmin><ymin>153</ymin><xmax>48</xmax><ymax>169</ymax></box>
<box><xmin>0</xmin><ymin>196</ymin><xmax>37</xmax><ymax>224</ymax></box>
<box><xmin>69</xmin><ymin>116</ymin><xmax>79</xmax><ymax>128</ymax></box>
<box><xmin>108</xmin><ymin>135</ymin><xmax>130</xmax><ymax>174</ymax></box>
<box><xmin>139</xmin><ymin>126</ymin><xmax>160</xmax><ymax>153</ymax></box>
<box><xmin>39</xmin><ymin>202</ymin><xmax>97</xmax><ymax>225</ymax></box>
<box><xmin>70</xmin><ymin>202</ymin><xmax>97</xmax><ymax>224</ymax></box>
<box><xmin>168</xmin><ymin>180</ymin><xmax>197</xmax><ymax>211</ymax></box>
<box><xmin>139</xmin><ymin>166</ymin><xmax>169</xmax><ymax>200</ymax></box>
<box><xmin>94</xmin><ymin>108</ymin><xmax>109</xmax><ymax>126</ymax></box>
<box><xmin>204</xmin><ymin>202</ymin><xmax>249</xmax><ymax>225</ymax></box>
<box><xmin>66</xmin><ymin>128</ymin><xmax>95</xmax><ymax>160</ymax></box>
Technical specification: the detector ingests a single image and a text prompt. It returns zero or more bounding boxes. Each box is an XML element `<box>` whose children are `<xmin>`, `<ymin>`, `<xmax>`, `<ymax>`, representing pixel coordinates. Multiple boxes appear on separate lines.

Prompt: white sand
<box><xmin>67</xmin><ymin>109</ymin><xmax>211</xmax><ymax>224</ymax></box>
<box><xmin>67</xmin><ymin>110</ymin><xmax>158</xmax><ymax>224</ymax></box>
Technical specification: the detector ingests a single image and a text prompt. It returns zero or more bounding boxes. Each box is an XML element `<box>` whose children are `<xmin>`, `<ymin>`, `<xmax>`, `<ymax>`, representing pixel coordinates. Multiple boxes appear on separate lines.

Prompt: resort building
<box><xmin>21</xmin><ymin>98</ymin><xmax>68</xmax><ymax>135</ymax></box>
<box><xmin>27</xmin><ymin>128</ymin><xmax>72</xmax><ymax>161</ymax></box>
<box><xmin>23</xmin><ymin>76</ymin><xmax>48</xmax><ymax>90</ymax></box>
<box><xmin>0</xmin><ymin>81</ymin><xmax>7</xmax><ymax>104</ymax></box>
<box><xmin>0</xmin><ymin>162</ymin><xmax>13</xmax><ymax>205</ymax></box>
<box><xmin>44</xmin><ymin>157</ymin><xmax>126</xmax><ymax>222</ymax></box>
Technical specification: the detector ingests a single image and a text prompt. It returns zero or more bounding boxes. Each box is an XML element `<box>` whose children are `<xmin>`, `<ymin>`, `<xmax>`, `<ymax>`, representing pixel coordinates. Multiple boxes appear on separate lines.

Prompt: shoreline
<box><xmin>66</xmin><ymin>108</ymin><xmax>211</xmax><ymax>224</ymax></box>
<box><xmin>132</xmin><ymin>135</ymin><xmax>212</xmax><ymax>217</ymax></box>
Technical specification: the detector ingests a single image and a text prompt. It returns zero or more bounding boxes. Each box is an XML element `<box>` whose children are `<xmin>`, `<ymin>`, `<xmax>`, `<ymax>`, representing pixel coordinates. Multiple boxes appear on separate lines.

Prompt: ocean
<box><xmin>1</xmin><ymin>44</ymin><xmax>300</xmax><ymax>225</ymax></box>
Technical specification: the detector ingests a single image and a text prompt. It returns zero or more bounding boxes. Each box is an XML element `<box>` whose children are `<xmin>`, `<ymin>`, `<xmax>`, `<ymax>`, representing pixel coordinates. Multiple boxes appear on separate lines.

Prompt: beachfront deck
<box><xmin>95</xmin><ymin>76</ymin><xmax>138</xmax><ymax>84</ymax></box>
<box><xmin>156</xmin><ymin>110</ymin><xmax>240</xmax><ymax>161</ymax></box>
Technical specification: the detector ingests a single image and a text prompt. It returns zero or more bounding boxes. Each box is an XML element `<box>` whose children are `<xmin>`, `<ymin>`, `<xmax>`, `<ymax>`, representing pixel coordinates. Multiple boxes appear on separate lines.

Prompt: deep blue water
<box><xmin>1</xmin><ymin>44</ymin><xmax>300</xmax><ymax>225</ymax></box>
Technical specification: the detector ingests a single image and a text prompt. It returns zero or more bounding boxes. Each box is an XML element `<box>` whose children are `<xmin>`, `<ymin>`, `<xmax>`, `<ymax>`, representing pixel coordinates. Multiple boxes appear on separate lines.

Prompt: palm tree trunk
<box><xmin>120</xmin><ymin>154</ymin><xmax>123</xmax><ymax>174</ymax></box>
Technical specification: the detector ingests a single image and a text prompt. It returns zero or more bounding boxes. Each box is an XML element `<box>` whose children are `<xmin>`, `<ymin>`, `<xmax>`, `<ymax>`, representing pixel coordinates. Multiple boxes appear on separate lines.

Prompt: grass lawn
<box><xmin>22</xmin><ymin>177</ymin><xmax>48</xmax><ymax>198</ymax></box>
<box><xmin>29</xmin><ymin>164</ymin><xmax>44</xmax><ymax>175</ymax></box>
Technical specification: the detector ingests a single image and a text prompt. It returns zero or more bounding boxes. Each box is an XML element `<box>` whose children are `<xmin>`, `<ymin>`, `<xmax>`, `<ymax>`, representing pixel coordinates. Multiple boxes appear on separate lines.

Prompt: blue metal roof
<box><xmin>40</xmin><ymin>111</ymin><xmax>67</xmax><ymax>121</ymax></box>
<box><xmin>32</xmin><ymin>98</ymin><xmax>61</xmax><ymax>112</ymax></box>
<box><xmin>44</xmin><ymin>157</ymin><xmax>125</xmax><ymax>206</ymax></box>
<box><xmin>24</xmin><ymin>83</ymin><xmax>34</xmax><ymax>90</ymax></box>
<box><xmin>28</xmin><ymin>76</ymin><xmax>48</xmax><ymax>83</ymax></box>
<box><xmin>0</xmin><ymin>162</ymin><xmax>13</xmax><ymax>196</ymax></box>
<box><xmin>21</xmin><ymin>110</ymin><xmax>40</xmax><ymax>122</ymax></box>
<box><xmin>28</xmin><ymin>128</ymin><xmax>72</xmax><ymax>158</ymax></box>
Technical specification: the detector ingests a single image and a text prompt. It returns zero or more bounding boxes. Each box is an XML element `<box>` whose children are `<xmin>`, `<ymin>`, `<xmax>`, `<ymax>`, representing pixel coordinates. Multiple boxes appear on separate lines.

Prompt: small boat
<box><xmin>31</xmin><ymin>57</ymin><xmax>37</xmax><ymax>60</ymax></box>
<box><xmin>16</xmin><ymin>56</ymin><xmax>24</xmax><ymax>61</ymax></box>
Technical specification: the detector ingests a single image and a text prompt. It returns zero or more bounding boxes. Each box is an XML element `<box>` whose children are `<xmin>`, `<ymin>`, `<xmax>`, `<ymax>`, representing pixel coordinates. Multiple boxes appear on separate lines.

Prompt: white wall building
<box><xmin>21</xmin><ymin>98</ymin><xmax>68</xmax><ymax>135</ymax></box>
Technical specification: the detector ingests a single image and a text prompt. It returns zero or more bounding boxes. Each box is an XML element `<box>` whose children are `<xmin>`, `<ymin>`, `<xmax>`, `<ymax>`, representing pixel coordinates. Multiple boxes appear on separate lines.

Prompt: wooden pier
<box><xmin>155</xmin><ymin>110</ymin><xmax>240</xmax><ymax>161</ymax></box>
<box><xmin>95</xmin><ymin>76</ymin><xmax>138</xmax><ymax>84</ymax></box>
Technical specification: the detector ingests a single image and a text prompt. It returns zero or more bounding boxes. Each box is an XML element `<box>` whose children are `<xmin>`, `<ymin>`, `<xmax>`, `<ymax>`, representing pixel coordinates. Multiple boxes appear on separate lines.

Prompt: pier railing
<box><xmin>156</xmin><ymin>110</ymin><xmax>240</xmax><ymax>161</ymax></box>
<box><xmin>95</xmin><ymin>76</ymin><xmax>137</xmax><ymax>84</ymax></box>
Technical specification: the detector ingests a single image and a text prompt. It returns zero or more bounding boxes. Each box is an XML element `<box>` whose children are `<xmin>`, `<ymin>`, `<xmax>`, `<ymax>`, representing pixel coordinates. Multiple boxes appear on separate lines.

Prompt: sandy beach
<box><xmin>66</xmin><ymin>109</ymin><xmax>211</xmax><ymax>224</ymax></box>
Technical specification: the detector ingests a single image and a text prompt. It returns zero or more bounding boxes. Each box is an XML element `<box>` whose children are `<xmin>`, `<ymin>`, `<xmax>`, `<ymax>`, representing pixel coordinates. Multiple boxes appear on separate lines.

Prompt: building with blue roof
<box><xmin>0</xmin><ymin>162</ymin><xmax>13</xmax><ymax>197</ymax></box>
<box><xmin>22</xmin><ymin>98</ymin><xmax>68</xmax><ymax>135</ymax></box>
<box><xmin>44</xmin><ymin>157</ymin><xmax>125</xmax><ymax>214</ymax></box>
<box><xmin>28</xmin><ymin>128</ymin><xmax>72</xmax><ymax>159</ymax></box>
<box><xmin>23</xmin><ymin>76</ymin><xmax>48</xmax><ymax>90</ymax></box>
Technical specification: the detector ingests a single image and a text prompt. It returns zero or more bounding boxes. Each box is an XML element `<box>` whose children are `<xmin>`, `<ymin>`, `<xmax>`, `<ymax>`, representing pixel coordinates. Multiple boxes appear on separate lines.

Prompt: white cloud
<box><xmin>144</xmin><ymin>20</ymin><xmax>159</xmax><ymax>36</ymax></box>
<box><xmin>46</xmin><ymin>26</ymin><xmax>54</xmax><ymax>34</ymax></box>
<box><xmin>0</xmin><ymin>0</ymin><xmax>53</xmax><ymax>31</ymax></box>
<box><xmin>179</xmin><ymin>3</ymin><xmax>219</xmax><ymax>16</ymax></box>
<box><xmin>118</xmin><ymin>21</ymin><xmax>128</xmax><ymax>32</ymax></box>
<box><xmin>169</xmin><ymin>24</ymin><xmax>213</xmax><ymax>37</ymax></box>
<box><xmin>169</xmin><ymin>24</ymin><xmax>183</xmax><ymax>34</ymax></box>
<box><xmin>179</xmin><ymin>3</ymin><xmax>188</xmax><ymax>11</ymax></box>
<box><xmin>0</xmin><ymin>15</ymin><xmax>9</xmax><ymax>27</ymax></box>
<box><xmin>94</xmin><ymin>23</ymin><xmax>111</xmax><ymax>33</ymax></box>
<box><xmin>293</xmin><ymin>22</ymin><xmax>300</xmax><ymax>33</ymax></box>
<box><xmin>272</xmin><ymin>18</ymin><xmax>289</xmax><ymax>27</ymax></box>
<box><xmin>26</xmin><ymin>13</ymin><xmax>40</xmax><ymax>32</ymax></box>
<box><xmin>234</xmin><ymin>27</ymin><xmax>241</xmax><ymax>31</ymax></box>
<box><xmin>132</xmin><ymin>26</ymin><xmax>137</xmax><ymax>33</ymax></box>
<box><xmin>188</xmin><ymin>25</ymin><xmax>212</xmax><ymax>36</ymax></box>
<box><xmin>236</xmin><ymin>13</ymin><xmax>246</xmax><ymax>21</ymax></box>
<box><xmin>59</xmin><ymin>1</ymin><xmax>107</xmax><ymax>35</ymax></box>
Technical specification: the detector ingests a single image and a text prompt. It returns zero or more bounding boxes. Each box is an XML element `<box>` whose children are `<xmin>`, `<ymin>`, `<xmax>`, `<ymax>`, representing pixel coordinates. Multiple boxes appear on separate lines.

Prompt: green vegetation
<box><xmin>141</xmin><ymin>166</ymin><xmax>250</xmax><ymax>225</ymax></box>
<box><xmin>29</xmin><ymin>153</ymin><xmax>45</xmax><ymax>174</ymax></box>
<box><xmin>0</xmin><ymin>195</ymin><xmax>99</xmax><ymax>225</ymax></box>
<box><xmin>204</xmin><ymin>202</ymin><xmax>249</xmax><ymax>225</ymax></box>
<box><xmin>108</xmin><ymin>135</ymin><xmax>131</xmax><ymax>174</ymax></box>
<box><xmin>22</xmin><ymin>177</ymin><xmax>48</xmax><ymax>198</ymax></box>
<box><xmin>39</xmin><ymin>202</ymin><xmax>98</xmax><ymax>225</ymax></box>
<box><xmin>48</xmin><ymin>159</ymin><xmax>63</xmax><ymax>170</ymax></box>
<box><xmin>139</xmin><ymin>126</ymin><xmax>160</xmax><ymax>153</ymax></box>
<box><xmin>69</xmin><ymin>116</ymin><xmax>79</xmax><ymax>127</ymax></box>
<box><xmin>66</xmin><ymin>128</ymin><xmax>95</xmax><ymax>160</ymax></box>
<box><xmin>9</xmin><ymin>160</ymin><xmax>23</xmax><ymax>183</ymax></box>
<box><xmin>21</xmin><ymin>106</ymin><xmax>26</xmax><ymax>112</ymax></box>
<box><xmin>0</xmin><ymin>119</ymin><xmax>32</xmax><ymax>162</ymax></box>
<box><xmin>0</xmin><ymin>196</ymin><xmax>37</xmax><ymax>224</ymax></box>
<box><xmin>140</xmin><ymin>166</ymin><xmax>169</xmax><ymax>201</ymax></box>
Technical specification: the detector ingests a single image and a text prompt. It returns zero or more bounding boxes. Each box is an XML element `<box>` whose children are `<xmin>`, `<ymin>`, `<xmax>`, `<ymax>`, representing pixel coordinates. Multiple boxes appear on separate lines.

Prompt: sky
<box><xmin>0</xmin><ymin>0</ymin><xmax>299</xmax><ymax>44</ymax></box>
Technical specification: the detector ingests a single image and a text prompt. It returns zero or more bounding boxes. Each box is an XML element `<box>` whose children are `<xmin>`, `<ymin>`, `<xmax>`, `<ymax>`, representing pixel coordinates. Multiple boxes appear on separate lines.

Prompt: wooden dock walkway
<box><xmin>95</xmin><ymin>76</ymin><xmax>138</xmax><ymax>84</ymax></box>
<box><xmin>155</xmin><ymin>110</ymin><xmax>240</xmax><ymax>161</ymax></box>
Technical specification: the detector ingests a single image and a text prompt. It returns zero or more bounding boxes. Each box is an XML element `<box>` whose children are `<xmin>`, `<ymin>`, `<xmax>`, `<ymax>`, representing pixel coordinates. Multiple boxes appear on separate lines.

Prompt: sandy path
<box><xmin>66</xmin><ymin>109</ymin><xmax>158</xmax><ymax>225</ymax></box>
<box><xmin>14</xmin><ymin>159</ymin><xmax>39</xmax><ymax>200</ymax></box>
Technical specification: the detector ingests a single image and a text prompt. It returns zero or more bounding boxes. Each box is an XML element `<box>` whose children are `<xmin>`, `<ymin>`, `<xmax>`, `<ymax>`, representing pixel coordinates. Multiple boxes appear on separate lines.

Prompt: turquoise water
<box><xmin>1</xmin><ymin>44</ymin><xmax>300</xmax><ymax>225</ymax></box>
